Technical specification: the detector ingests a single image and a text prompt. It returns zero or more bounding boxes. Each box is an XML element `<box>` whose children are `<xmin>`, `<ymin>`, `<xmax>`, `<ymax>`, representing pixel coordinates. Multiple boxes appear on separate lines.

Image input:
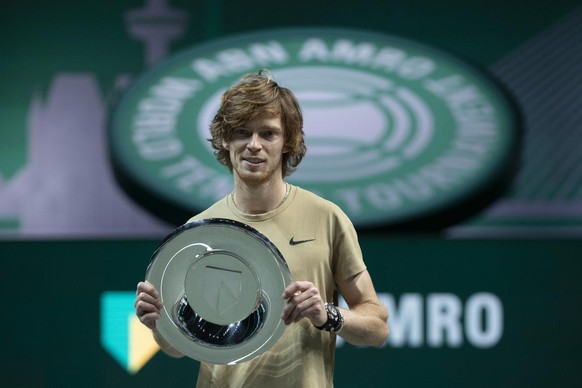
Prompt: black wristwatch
<box><xmin>315</xmin><ymin>303</ymin><xmax>344</xmax><ymax>333</ymax></box>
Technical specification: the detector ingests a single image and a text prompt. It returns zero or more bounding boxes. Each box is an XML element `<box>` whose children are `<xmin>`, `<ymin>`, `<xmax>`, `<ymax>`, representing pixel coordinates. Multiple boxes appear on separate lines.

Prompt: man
<box><xmin>135</xmin><ymin>70</ymin><xmax>389</xmax><ymax>387</ymax></box>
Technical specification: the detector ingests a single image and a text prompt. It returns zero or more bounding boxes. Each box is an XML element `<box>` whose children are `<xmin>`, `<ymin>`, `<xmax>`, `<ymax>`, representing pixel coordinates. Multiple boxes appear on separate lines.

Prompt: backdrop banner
<box><xmin>2</xmin><ymin>238</ymin><xmax>581</xmax><ymax>387</ymax></box>
<box><xmin>1</xmin><ymin>1</ymin><xmax>582</xmax><ymax>238</ymax></box>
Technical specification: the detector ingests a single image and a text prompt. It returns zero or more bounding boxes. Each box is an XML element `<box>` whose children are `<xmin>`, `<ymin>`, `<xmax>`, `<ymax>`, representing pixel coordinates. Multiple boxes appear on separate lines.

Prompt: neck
<box><xmin>231</xmin><ymin>178</ymin><xmax>289</xmax><ymax>214</ymax></box>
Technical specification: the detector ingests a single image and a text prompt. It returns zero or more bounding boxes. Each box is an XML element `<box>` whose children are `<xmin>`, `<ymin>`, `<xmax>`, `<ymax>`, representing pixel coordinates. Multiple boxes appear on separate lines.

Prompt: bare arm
<box><xmin>336</xmin><ymin>270</ymin><xmax>389</xmax><ymax>346</ymax></box>
<box><xmin>281</xmin><ymin>270</ymin><xmax>388</xmax><ymax>347</ymax></box>
<box><xmin>135</xmin><ymin>281</ymin><xmax>184</xmax><ymax>358</ymax></box>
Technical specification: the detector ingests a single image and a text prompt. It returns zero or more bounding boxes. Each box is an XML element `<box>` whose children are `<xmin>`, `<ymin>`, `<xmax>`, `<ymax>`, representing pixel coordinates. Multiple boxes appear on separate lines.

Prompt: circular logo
<box><xmin>109</xmin><ymin>28</ymin><xmax>520</xmax><ymax>229</ymax></box>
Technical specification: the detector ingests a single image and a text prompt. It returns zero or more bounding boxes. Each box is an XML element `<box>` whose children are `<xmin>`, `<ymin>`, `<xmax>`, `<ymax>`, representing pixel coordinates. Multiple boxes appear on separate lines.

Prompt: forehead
<box><xmin>245</xmin><ymin>114</ymin><xmax>283</xmax><ymax>131</ymax></box>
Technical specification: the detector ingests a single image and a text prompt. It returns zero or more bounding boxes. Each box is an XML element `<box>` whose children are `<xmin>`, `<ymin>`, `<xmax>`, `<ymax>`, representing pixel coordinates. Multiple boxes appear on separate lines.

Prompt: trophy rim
<box><xmin>145</xmin><ymin>218</ymin><xmax>292</xmax><ymax>365</ymax></box>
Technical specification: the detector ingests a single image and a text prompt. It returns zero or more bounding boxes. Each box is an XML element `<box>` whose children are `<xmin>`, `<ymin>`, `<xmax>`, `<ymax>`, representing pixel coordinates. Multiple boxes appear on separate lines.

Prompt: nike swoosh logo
<box><xmin>289</xmin><ymin>237</ymin><xmax>315</xmax><ymax>246</ymax></box>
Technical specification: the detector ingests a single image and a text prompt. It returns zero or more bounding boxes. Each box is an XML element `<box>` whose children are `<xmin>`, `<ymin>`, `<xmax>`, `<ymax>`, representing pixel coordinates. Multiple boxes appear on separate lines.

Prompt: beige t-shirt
<box><xmin>188</xmin><ymin>185</ymin><xmax>366</xmax><ymax>388</ymax></box>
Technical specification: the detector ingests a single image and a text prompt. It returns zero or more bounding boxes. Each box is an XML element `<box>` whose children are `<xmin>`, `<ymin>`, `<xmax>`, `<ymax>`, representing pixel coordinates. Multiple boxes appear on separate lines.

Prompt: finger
<box><xmin>136</xmin><ymin>306</ymin><xmax>160</xmax><ymax>322</ymax></box>
<box><xmin>285</xmin><ymin>301</ymin><xmax>303</xmax><ymax>324</ymax></box>
<box><xmin>284</xmin><ymin>294</ymin><xmax>322</xmax><ymax>325</ymax></box>
<box><xmin>134</xmin><ymin>291</ymin><xmax>163</xmax><ymax>309</ymax></box>
<box><xmin>135</xmin><ymin>299</ymin><xmax>160</xmax><ymax>316</ymax></box>
<box><xmin>282</xmin><ymin>281</ymin><xmax>312</xmax><ymax>299</ymax></box>
<box><xmin>281</xmin><ymin>294</ymin><xmax>307</xmax><ymax>323</ymax></box>
<box><xmin>282</xmin><ymin>283</ymin><xmax>322</xmax><ymax>324</ymax></box>
<box><xmin>139</xmin><ymin>311</ymin><xmax>160</xmax><ymax>330</ymax></box>
<box><xmin>281</xmin><ymin>288</ymin><xmax>312</xmax><ymax>319</ymax></box>
<box><xmin>291</xmin><ymin>297</ymin><xmax>322</xmax><ymax>323</ymax></box>
<box><xmin>288</xmin><ymin>287</ymin><xmax>318</xmax><ymax>305</ymax></box>
<box><xmin>137</xmin><ymin>281</ymin><xmax>159</xmax><ymax>298</ymax></box>
<box><xmin>293</xmin><ymin>303</ymin><xmax>318</xmax><ymax>322</ymax></box>
<box><xmin>135</xmin><ymin>282</ymin><xmax>163</xmax><ymax>307</ymax></box>
<box><xmin>281</xmin><ymin>299</ymin><xmax>297</xmax><ymax>322</ymax></box>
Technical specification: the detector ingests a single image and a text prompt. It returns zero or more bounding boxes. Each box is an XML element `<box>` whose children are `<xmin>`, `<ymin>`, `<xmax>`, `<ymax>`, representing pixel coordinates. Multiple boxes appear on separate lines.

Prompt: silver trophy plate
<box><xmin>145</xmin><ymin>218</ymin><xmax>292</xmax><ymax>365</ymax></box>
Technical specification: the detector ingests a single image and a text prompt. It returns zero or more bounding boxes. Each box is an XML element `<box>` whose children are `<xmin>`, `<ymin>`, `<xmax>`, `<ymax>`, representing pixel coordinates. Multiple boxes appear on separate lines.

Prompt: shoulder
<box><xmin>186</xmin><ymin>195</ymin><xmax>230</xmax><ymax>223</ymax></box>
<box><xmin>292</xmin><ymin>185</ymin><xmax>352</xmax><ymax>222</ymax></box>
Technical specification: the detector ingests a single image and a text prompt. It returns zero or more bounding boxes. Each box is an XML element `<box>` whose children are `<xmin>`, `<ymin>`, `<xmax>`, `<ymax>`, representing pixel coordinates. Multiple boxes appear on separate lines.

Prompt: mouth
<box><xmin>243</xmin><ymin>157</ymin><xmax>264</xmax><ymax>166</ymax></box>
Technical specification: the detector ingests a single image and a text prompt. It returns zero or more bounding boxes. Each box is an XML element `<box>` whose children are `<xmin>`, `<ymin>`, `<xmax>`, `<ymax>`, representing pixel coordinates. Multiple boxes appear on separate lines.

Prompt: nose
<box><xmin>247</xmin><ymin>133</ymin><xmax>262</xmax><ymax>151</ymax></box>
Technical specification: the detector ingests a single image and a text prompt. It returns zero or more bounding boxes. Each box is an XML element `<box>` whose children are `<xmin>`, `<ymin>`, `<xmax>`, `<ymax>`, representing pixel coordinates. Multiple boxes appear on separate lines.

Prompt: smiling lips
<box><xmin>244</xmin><ymin>157</ymin><xmax>264</xmax><ymax>166</ymax></box>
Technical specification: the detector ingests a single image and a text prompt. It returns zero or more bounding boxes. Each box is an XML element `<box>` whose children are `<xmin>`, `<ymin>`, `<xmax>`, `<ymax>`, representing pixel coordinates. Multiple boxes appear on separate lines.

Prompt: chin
<box><xmin>236</xmin><ymin>171</ymin><xmax>268</xmax><ymax>184</ymax></box>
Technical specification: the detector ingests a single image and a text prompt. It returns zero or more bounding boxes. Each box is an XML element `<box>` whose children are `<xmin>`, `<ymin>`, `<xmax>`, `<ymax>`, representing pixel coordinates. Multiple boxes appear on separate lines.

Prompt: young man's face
<box><xmin>223</xmin><ymin>113</ymin><xmax>287</xmax><ymax>185</ymax></box>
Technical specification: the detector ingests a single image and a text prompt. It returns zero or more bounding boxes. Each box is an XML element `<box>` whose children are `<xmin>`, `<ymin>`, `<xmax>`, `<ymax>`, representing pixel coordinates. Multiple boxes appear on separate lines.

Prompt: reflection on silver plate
<box><xmin>145</xmin><ymin>218</ymin><xmax>292</xmax><ymax>365</ymax></box>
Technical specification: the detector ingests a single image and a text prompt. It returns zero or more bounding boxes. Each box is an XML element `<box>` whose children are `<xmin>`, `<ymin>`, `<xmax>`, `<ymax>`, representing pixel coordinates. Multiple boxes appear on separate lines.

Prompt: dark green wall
<box><xmin>3</xmin><ymin>238</ymin><xmax>581</xmax><ymax>387</ymax></box>
<box><xmin>2</xmin><ymin>2</ymin><xmax>582</xmax><ymax>387</ymax></box>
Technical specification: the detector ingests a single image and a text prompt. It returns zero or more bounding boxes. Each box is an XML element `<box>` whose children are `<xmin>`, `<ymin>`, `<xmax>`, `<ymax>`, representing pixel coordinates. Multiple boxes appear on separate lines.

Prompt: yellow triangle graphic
<box><xmin>128</xmin><ymin>314</ymin><xmax>160</xmax><ymax>374</ymax></box>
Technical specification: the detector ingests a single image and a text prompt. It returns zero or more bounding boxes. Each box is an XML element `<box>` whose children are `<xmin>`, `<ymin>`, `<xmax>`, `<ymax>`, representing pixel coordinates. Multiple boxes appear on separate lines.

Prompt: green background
<box><xmin>2</xmin><ymin>239</ymin><xmax>581</xmax><ymax>387</ymax></box>
<box><xmin>1</xmin><ymin>0</ymin><xmax>580</xmax><ymax>179</ymax></box>
<box><xmin>2</xmin><ymin>1</ymin><xmax>582</xmax><ymax>387</ymax></box>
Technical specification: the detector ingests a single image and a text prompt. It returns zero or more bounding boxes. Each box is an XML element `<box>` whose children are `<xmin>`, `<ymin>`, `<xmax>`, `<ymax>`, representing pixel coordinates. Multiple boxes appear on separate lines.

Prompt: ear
<box><xmin>222</xmin><ymin>139</ymin><xmax>230</xmax><ymax>150</ymax></box>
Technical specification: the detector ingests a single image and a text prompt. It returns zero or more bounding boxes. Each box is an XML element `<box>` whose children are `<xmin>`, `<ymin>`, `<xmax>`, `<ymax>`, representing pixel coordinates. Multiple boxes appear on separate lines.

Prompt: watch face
<box><xmin>323</xmin><ymin>303</ymin><xmax>343</xmax><ymax>333</ymax></box>
<box><xmin>145</xmin><ymin>218</ymin><xmax>292</xmax><ymax>364</ymax></box>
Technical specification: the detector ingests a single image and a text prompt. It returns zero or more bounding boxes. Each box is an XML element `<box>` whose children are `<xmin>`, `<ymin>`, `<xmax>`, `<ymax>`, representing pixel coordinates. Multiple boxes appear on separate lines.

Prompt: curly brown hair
<box><xmin>209</xmin><ymin>70</ymin><xmax>307</xmax><ymax>177</ymax></box>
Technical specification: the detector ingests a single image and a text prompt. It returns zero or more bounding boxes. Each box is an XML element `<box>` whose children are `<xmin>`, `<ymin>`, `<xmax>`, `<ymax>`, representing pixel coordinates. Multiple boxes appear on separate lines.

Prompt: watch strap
<box><xmin>315</xmin><ymin>303</ymin><xmax>344</xmax><ymax>333</ymax></box>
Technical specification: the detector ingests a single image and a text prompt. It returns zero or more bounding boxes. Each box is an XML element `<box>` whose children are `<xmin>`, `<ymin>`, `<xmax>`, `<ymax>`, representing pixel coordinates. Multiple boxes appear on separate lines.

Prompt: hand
<box><xmin>134</xmin><ymin>281</ymin><xmax>163</xmax><ymax>330</ymax></box>
<box><xmin>281</xmin><ymin>281</ymin><xmax>327</xmax><ymax>326</ymax></box>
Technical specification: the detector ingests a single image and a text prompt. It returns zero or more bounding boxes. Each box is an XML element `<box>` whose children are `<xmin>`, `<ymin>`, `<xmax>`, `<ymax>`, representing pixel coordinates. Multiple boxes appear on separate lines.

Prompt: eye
<box><xmin>232</xmin><ymin>128</ymin><xmax>250</xmax><ymax>139</ymax></box>
<box><xmin>262</xmin><ymin>130</ymin><xmax>279</xmax><ymax>140</ymax></box>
